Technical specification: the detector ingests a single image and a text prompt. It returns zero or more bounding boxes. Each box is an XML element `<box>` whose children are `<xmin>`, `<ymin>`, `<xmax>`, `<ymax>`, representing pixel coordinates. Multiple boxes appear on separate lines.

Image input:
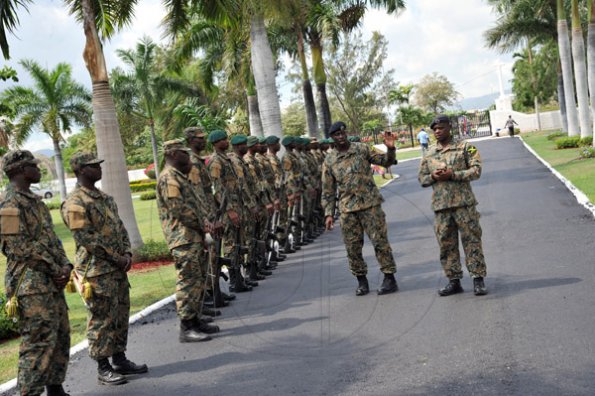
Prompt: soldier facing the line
<box><xmin>61</xmin><ymin>152</ymin><xmax>148</xmax><ymax>386</ymax></box>
<box><xmin>0</xmin><ymin>150</ymin><xmax>72</xmax><ymax>396</ymax></box>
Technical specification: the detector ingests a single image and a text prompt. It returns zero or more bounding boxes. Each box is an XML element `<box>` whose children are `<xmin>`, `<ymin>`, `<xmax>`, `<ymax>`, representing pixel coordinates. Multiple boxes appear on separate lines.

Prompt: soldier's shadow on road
<box><xmin>220</xmin><ymin>316</ymin><xmax>328</xmax><ymax>337</ymax></box>
<box><xmin>485</xmin><ymin>276</ymin><xmax>582</xmax><ymax>298</ymax></box>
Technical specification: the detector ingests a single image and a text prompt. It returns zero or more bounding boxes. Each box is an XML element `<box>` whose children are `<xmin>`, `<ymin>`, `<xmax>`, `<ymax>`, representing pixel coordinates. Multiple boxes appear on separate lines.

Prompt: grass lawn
<box><xmin>522</xmin><ymin>131</ymin><xmax>595</xmax><ymax>204</ymax></box>
<box><xmin>0</xmin><ymin>197</ymin><xmax>175</xmax><ymax>384</ymax></box>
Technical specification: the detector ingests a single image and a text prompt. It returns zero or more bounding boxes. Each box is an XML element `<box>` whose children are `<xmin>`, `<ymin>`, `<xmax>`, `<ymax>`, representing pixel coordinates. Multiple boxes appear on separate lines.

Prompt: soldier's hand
<box><xmin>383</xmin><ymin>131</ymin><xmax>396</xmax><ymax>149</ymax></box>
<box><xmin>308</xmin><ymin>188</ymin><xmax>317</xmax><ymax>199</ymax></box>
<box><xmin>266</xmin><ymin>203</ymin><xmax>274</xmax><ymax>215</ymax></box>
<box><xmin>213</xmin><ymin>220</ymin><xmax>224</xmax><ymax>237</ymax></box>
<box><xmin>273</xmin><ymin>200</ymin><xmax>281</xmax><ymax>211</ymax></box>
<box><xmin>228</xmin><ymin>210</ymin><xmax>241</xmax><ymax>227</ymax></box>
<box><xmin>53</xmin><ymin>266</ymin><xmax>71</xmax><ymax>289</ymax></box>
<box><xmin>204</xmin><ymin>220</ymin><xmax>215</xmax><ymax>235</ymax></box>
<box><xmin>325</xmin><ymin>216</ymin><xmax>334</xmax><ymax>231</ymax></box>
<box><xmin>117</xmin><ymin>255</ymin><xmax>132</xmax><ymax>272</ymax></box>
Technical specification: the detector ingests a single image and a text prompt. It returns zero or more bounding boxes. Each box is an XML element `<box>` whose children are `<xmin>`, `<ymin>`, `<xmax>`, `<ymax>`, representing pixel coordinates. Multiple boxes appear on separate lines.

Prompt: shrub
<box><xmin>130</xmin><ymin>182</ymin><xmax>156</xmax><ymax>192</ymax></box>
<box><xmin>555</xmin><ymin>136</ymin><xmax>581</xmax><ymax>149</ymax></box>
<box><xmin>0</xmin><ymin>295</ymin><xmax>19</xmax><ymax>340</ymax></box>
<box><xmin>132</xmin><ymin>239</ymin><xmax>172</xmax><ymax>263</ymax></box>
<box><xmin>140</xmin><ymin>191</ymin><xmax>156</xmax><ymax>200</ymax></box>
<box><xmin>578</xmin><ymin>146</ymin><xmax>595</xmax><ymax>159</ymax></box>
<box><xmin>580</xmin><ymin>136</ymin><xmax>593</xmax><ymax>146</ymax></box>
<box><xmin>144</xmin><ymin>163</ymin><xmax>156</xmax><ymax>179</ymax></box>
<box><xmin>45</xmin><ymin>201</ymin><xmax>61</xmax><ymax>210</ymax></box>
<box><xmin>547</xmin><ymin>131</ymin><xmax>567</xmax><ymax>141</ymax></box>
<box><xmin>129</xmin><ymin>179</ymin><xmax>155</xmax><ymax>186</ymax></box>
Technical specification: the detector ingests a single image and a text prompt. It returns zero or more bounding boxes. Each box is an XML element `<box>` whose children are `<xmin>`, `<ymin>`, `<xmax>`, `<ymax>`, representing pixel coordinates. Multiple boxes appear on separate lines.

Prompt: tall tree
<box><xmin>571</xmin><ymin>0</ymin><xmax>592</xmax><ymax>138</ymax></box>
<box><xmin>558</xmin><ymin>0</ymin><xmax>581</xmax><ymax>136</ymax></box>
<box><xmin>413</xmin><ymin>73</ymin><xmax>458</xmax><ymax>114</ymax></box>
<box><xmin>1</xmin><ymin>60</ymin><xmax>91</xmax><ymax>201</ymax></box>
<box><xmin>589</xmin><ymin>0</ymin><xmax>595</xmax><ymax>145</ymax></box>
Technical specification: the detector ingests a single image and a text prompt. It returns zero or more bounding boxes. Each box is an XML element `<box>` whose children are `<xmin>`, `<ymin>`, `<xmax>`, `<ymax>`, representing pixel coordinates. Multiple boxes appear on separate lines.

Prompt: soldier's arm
<box><xmin>161</xmin><ymin>178</ymin><xmax>205</xmax><ymax>233</ymax></box>
<box><xmin>321</xmin><ymin>161</ymin><xmax>336</xmax><ymax>217</ymax></box>
<box><xmin>451</xmin><ymin>144</ymin><xmax>482</xmax><ymax>182</ymax></box>
<box><xmin>42</xmin><ymin>206</ymin><xmax>72</xmax><ymax>269</ymax></box>
<box><xmin>418</xmin><ymin>156</ymin><xmax>435</xmax><ymax>187</ymax></box>
<box><xmin>111</xmin><ymin>199</ymin><xmax>132</xmax><ymax>254</ymax></box>
<box><xmin>368</xmin><ymin>145</ymin><xmax>397</xmax><ymax>168</ymax></box>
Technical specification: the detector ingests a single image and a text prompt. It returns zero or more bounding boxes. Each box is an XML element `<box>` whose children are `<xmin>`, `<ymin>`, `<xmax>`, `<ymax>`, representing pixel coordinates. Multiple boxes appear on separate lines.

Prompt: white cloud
<box><xmin>22</xmin><ymin>133</ymin><xmax>53</xmax><ymax>153</ymax></box>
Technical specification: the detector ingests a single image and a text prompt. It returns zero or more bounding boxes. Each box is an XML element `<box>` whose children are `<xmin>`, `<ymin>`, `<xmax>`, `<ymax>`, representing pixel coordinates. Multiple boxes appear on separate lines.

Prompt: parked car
<box><xmin>30</xmin><ymin>185</ymin><xmax>55</xmax><ymax>199</ymax></box>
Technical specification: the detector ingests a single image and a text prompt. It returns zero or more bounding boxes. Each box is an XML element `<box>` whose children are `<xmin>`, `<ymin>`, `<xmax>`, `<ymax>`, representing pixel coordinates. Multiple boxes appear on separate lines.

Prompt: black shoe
<box><xmin>377</xmin><ymin>273</ymin><xmax>398</xmax><ymax>295</ymax></box>
<box><xmin>250</xmin><ymin>273</ymin><xmax>266</xmax><ymax>281</ymax></box>
<box><xmin>222</xmin><ymin>292</ymin><xmax>236</xmax><ymax>301</ymax></box>
<box><xmin>46</xmin><ymin>384</ymin><xmax>70</xmax><ymax>396</ymax></box>
<box><xmin>473</xmin><ymin>277</ymin><xmax>487</xmax><ymax>296</ymax></box>
<box><xmin>112</xmin><ymin>353</ymin><xmax>148</xmax><ymax>375</ymax></box>
<box><xmin>258</xmin><ymin>269</ymin><xmax>273</xmax><ymax>276</ymax></box>
<box><xmin>97</xmin><ymin>359</ymin><xmax>127</xmax><ymax>385</ymax></box>
<box><xmin>245</xmin><ymin>279</ymin><xmax>259</xmax><ymax>287</ymax></box>
<box><xmin>194</xmin><ymin>318</ymin><xmax>220</xmax><ymax>334</ymax></box>
<box><xmin>202</xmin><ymin>307</ymin><xmax>222</xmax><ymax>316</ymax></box>
<box><xmin>355</xmin><ymin>275</ymin><xmax>369</xmax><ymax>296</ymax></box>
<box><xmin>200</xmin><ymin>316</ymin><xmax>214</xmax><ymax>323</ymax></box>
<box><xmin>438</xmin><ymin>279</ymin><xmax>464</xmax><ymax>296</ymax></box>
<box><xmin>179</xmin><ymin>320</ymin><xmax>212</xmax><ymax>342</ymax></box>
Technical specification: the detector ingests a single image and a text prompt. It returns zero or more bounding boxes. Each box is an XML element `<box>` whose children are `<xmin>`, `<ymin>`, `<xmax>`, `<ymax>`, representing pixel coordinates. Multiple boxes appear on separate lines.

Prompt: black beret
<box><xmin>329</xmin><ymin>121</ymin><xmax>347</xmax><ymax>135</ymax></box>
<box><xmin>430</xmin><ymin>114</ymin><xmax>451</xmax><ymax>130</ymax></box>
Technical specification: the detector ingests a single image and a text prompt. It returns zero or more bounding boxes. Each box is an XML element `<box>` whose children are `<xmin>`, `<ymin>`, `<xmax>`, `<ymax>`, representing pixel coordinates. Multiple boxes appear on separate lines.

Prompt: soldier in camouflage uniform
<box><xmin>281</xmin><ymin>136</ymin><xmax>303</xmax><ymax>252</ymax></box>
<box><xmin>157</xmin><ymin>140</ymin><xmax>220</xmax><ymax>342</ymax></box>
<box><xmin>418</xmin><ymin>114</ymin><xmax>487</xmax><ymax>296</ymax></box>
<box><xmin>322</xmin><ymin>121</ymin><xmax>399</xmax><ymax>296</ymax></box>
<box><xmin>184</xmin><ymin>126</ymin><xmax>234</xmax><ymax>307</ymax></box>
<box><xmin>61</xmin><ymin>152</ymin><xmax>148</xmax><ymax>386</ymax></box>
<box><xmin>266</xmin><ymin>135</ymin><xmax>289</xmax><ymax>260</ymax></box>
<box><xmin>0</xmin><ymin>150</ymin><xmax>72</xmax><ymax>396</ymax></box>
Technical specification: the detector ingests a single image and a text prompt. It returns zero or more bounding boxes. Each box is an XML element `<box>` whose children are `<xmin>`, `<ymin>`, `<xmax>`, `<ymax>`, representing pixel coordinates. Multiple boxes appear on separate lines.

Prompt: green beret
<box><xmin>265</xmin><ymin>135</ymin><xmax>280</xmax><ymax>144</ymax></box>
<box><xmin>2</xmin><ymin>150</ymin><xmax>41</xmax><ymax>174</ymax></box>
<box><xmin>230</xmin><ymin>134</ymin><xmax>247</xmax><ymax>145</ymax></box>
<box><xmin>257</xmin><ymin>136</ymin><xmax>267</xmax><ymax>144</ymax></box>
<box><xmin>348</xmin><ymin>136</ymin><xmax>361</xmax><ymax>142</ymax></box>
<box><xmin>302</xmin><ymin>137</ymin><xmax>311</xmax><ymax>144</ymax></box>
<box><xmin>281</xmin><ymin>136</ymin><xmax>294</xmax><ymax>146</ymax></box>
<box><xmin>247</xmin><ymin>136</ymin><xmax>259</xmax><ymax>147</ymax></box>
<box><xmin>320</xmin><ymin>138</ymin><xmax>328</xmax><ymax>144</ymax></box>
<box><xmin>70</xmin><ymin>152</ymin><xmax>104</xmax><ymax>171</ymax></box>
<box><xmin>328</xmin><ymin>138</ymin><xmax>335</xmax><ymax>144</ymax></box>
<box><xmin>163</xmin><ymin>139</ymin><xmax>190</xmax><ymax>154</ymax></box>
<box><xmin>208</xmin><ymin>129</ymin><xmax>228</xmax><ymax>143</ymax></box>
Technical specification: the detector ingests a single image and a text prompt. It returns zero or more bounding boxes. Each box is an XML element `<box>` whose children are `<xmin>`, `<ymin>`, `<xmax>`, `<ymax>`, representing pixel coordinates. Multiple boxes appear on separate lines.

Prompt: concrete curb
<box><xmin>0</xmin><ymin>294</ymin><xmax>176</xmax><ymax>394</ymax></box>
<box><xmin>519</xmin><ymin>136</ymin><xmax>595</xmax><ymax>219</ymax></box>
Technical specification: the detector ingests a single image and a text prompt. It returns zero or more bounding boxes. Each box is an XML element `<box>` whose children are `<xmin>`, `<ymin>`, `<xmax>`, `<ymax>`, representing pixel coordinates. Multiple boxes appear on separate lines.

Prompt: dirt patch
<box><xmin>130</xmin><ymin>261</ymin><xmax>174</xmax><ymax>273</ymax></box>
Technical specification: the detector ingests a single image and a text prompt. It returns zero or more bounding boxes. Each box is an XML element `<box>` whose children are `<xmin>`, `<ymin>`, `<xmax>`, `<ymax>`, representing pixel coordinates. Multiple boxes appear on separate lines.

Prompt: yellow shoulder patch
<box><xmin>167</xmin><ymin>181</ymin><xmax>181</xmax><ymax>198</ymax></box>
<box><xmin>0</xmin><ymin>207</ymin><xmax>20</xmax><ymax>235</ymax></box>
<box><xmin>210</xmin><ymin>161</ymin><xmax>222</xmax><ymax>178</ymax></box>
<box><xmin>467</xmin><ymin>145</ymin><xmax>478</xmax><ymax>155</ymax></box>
<box><xmin>282</xmin><ymin>158</ymin><xmax>292</xmax><ymax>171</ymax></box>
<box><xmin>188</xmin><ymin>167</ymin><xmax>200</xmax><ymax>184</ymax></box>
<box><xmin>66</xmin><ymin>204</ymin><xmax>86</xmax><ymax>230</ymax></box>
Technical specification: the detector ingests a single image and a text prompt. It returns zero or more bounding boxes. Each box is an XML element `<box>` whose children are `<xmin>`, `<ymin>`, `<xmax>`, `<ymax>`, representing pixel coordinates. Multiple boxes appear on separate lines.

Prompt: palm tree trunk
<box><xmin>80</xmin><ymin>0</ymin><xmax>142</xmax><ymax>248</ymax></box>
<box><xmin>571</xmin><ymin>0</ymin><xmax>592</xmax><ymax>138</ymax></box>
<box><xmin>310</xmin><ymin>41</ymin><xmax>332</xmax><ymax>137</ymax></box>
<box><xmin>52</xmin><ymin>138</ymin><xmax>67</xmax><ymax>201</ymax></box>
<box><xmin>149</xmin><ymin>120</ymin><xmax>160</xmax><ymax>179</ymax></box>
<box><xmin>297</xmin><ymin>29</ymin><xmax>318</xmax><ymax>138</ymax></box>
<box><xmin>250</xmin><ymin>14</ymin><xmax>282</xmax><ymax>140</ymax></box>
<box><xmin>558</xmin><ymin>4</ymin><xmax>580</xmax><ymax>137</ymax></box>
<box><xmin>588</xmin><ymin>4</ymin><xmax>595</xmax><ymax>143</ymax></box>
<box><xmin>534</xmin><ymin>97</ymin><xmax>542</xmax><ymax>131</ymax></box>
<box><xmin>557</xmin><ymin>63</ymin><xmax>569</xmax><ymax>133</ymax></box>
<box><xmin>247</xmin><ymin>93</ymin><xmax>264</xmax><ymax>137</ymax></box>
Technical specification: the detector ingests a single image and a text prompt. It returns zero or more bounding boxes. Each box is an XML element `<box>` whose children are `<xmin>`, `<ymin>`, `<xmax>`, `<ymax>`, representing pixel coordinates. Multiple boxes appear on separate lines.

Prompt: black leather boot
<box><xmin>222</xmin><ymin>292</ymin><xmax>236</xmax><ymax>301</ymax></box>
<box><xmin>193</xmin><ymin>317</ymin><xmax>220</xmax><ymax>334</ymax></box>
<box><xmin>473</xmin><ymin>277</ymin><xmax>487</xmax><ymax>296</ymax></box>
<box><xmin>229</xmin><ymin>268</ymin><xmax>252</xmax><ymax>293</ymax></box>
<box><xmin>97</xmin><ymin>358</ymin><xmax>127</xmax><ymax>385</ymax></box>
<box><xmin>179</xmin><ymin>319</ymin><xmax>212</xmax><ymax>343</ymax></box>
<box><xmin>46</xmin><ymin>384</ymin><xmax>70</xmax><ymax>396</ymax></box>
<box><xmin>377</xmin><ymin>273</ymin><xmax>398</xmax><ymax>295</ymax></box>
<box><xmin>112</xmin><ymin>352</ymin><xmax>148</xmax><ymax>375</ymax></box>
<box><xmin>355</xmin><ymin>275</ymin><xmax>369</xmax><ymax>296</ymax></box>
<box><xmin>438</xmin><ymin>279</ymin><xmax>464</xmax><ymax>296</ymax></box>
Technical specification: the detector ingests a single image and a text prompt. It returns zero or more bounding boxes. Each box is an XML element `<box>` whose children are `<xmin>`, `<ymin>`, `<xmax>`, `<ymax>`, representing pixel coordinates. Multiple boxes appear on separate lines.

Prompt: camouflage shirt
<box><xmin>267</xmin><ymin>152</ymin><xmax>283</xmax><ymax>190</ymax></box>
<box><xmin>244</xmin><ymin>153</ymin><xmax>272</xmax><ymax>206</ymax></box>
<box><xmin>61</xmin><ymin>184</ymin><xmax>131</xmax><ymax>278</ymax></box>
<box><xmin>322</xmin><ymin>142</ymin><xmax>397</xmax><ymax>216</ymax></box>
<box><xmin>208</xmin><ymin>151</ymin><xmax>244</xmax><ymax>214</ymax></box>
<box><xmin>157</xmin><ymin>165</ymin><xmax>207</xmax><ymax>250</ymax></box>
<box><xmin>281</xmin><ymin>150</ymin><xmax>303</xmax><ymax>197</ymax></box>
<box><xmin>189</xmin><ymin>152</ymin><xmax>217</xmax><ymax>217</ymax></box>
<box><xmin>1</xmin><ymin>189</ymin><xmax>70</xmax><ymax>296</ymax></box>
<box><xmin>418</xmin><ymin>140</ymin><xmax>481</xmax><ymax>212</ymax></box>
<box><xmin>228</xmin><ymin>152</ymin><xmax>258</xmax><ymax>209</ymax></box>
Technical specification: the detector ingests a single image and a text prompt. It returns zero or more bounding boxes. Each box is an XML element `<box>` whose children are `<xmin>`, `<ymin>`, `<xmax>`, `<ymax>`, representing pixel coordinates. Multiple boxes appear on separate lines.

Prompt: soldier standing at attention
<box><xmin>61</xmin><ymin>152</ymin><xmax>148</xmax><ymax>386</ymax></box>
<box><xmin>0</xmin><ymin>150</ymin><xmax>72</xmax><ymax>396</ymax></box>
<box><xmin>418</xmin><ymin>114</ymin><xmax>487</xmax><ymax>296</ymax></box>
<box><xmin>322</xmin><ymin>122</ymin><xmax>399</xmax><ymax>296</ymax></box>
<box><xmin>156</xmin><ymin>140</ymin><xmax>220</xmax><ymax>342</ymax></box>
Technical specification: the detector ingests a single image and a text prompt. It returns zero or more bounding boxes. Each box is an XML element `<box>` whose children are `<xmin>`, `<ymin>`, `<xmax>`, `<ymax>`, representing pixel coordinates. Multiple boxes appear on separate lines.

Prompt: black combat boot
<box><xmin>377</xmin><ymin>273</ymin><xmax>398</xmax><ymax>295</ymax></box>
<box><xmin>355</xmin><ymin>275</ymin><xmax>369</xmax><ymax>296</ymax></box>
<box><xmin>46</xmin><ymin>384</ymin><xmax>70</xmax><ymax>396</ymax></box>
<box><xmin>193</xmin><ymin>317</ymin><xmax>220</xmax><ymax>334</ymax></box>
<box><xmin>229</xmin><ymin>268</ymin><xmax>253</xmax><ymax>293</ymax></box>
<box><xmin>97</xmin><ymin>358</ymin><xmax>127</xmax><ymax>385</ymax></box>
<box><xmin>473</xmin><ymin>277</ymin><xmax>487</xmax><ymax>296</ymax></box>
<box><xmin>438</xmin><ymin>279</ymin><xmax>464</xmax><ymax>296</ymax></box>
<box><xmin>112</xmin><ymin>352</ymin><xmax>148</xmax><ymax>375</ymax></box>
<box><xmin>179</xmin><ymin>319</ymin><xmax>212</xmax><ymax>343</ymax></box>
<box><xmin>202</xmin><ymin>307</ymin><xmax>222</xmax><ymax>317</ymax></box>
<box><xmin>222</xmin><ymin>292</ymin><xmax>236</xmax><ymax>301</ymax></box>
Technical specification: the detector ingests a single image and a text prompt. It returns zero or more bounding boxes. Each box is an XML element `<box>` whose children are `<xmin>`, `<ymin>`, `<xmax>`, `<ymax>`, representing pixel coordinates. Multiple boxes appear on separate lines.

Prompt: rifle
<box><xmin>230</xmin><ymin>222</ymin><xmax>251</xmax><ymax>292</ymax></box>
<box><xmin>208</xmin><ymin>193</ymin><xmax>232</xmax><ymax>307</ymax></box>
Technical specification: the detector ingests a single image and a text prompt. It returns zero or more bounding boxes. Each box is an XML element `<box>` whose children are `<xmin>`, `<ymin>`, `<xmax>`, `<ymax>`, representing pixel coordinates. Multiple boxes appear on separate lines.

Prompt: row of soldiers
<box><xmin>156</xmin><ymin>127</ymin><xmax>340</xmax><ymax>344</ymax></box>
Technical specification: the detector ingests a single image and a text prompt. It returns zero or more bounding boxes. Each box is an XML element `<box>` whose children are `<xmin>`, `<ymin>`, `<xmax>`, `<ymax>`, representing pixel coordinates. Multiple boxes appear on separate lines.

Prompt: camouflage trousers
<box><xmin>339</xmin><ymin>205</ymin><xmax>397</xmax><ymax>276</ymax></box>
<box><xmin>434</xmin><ymin>205</ymin><xmax>487</xmax><ymax>279</ymax></box>
<box><xmin>86</xmin><ymin>270</ymin><xmax>130</xmax><ymax>360</ymax></box>
<box><xmin>172</xmin><ymin>243</ymin><xmax>207</xmax><ymax>321</ymax></box>
<box><xmin>17</xmin><ymin>292</ymin><xmax>69</xmax><ymax>396</ymax></box>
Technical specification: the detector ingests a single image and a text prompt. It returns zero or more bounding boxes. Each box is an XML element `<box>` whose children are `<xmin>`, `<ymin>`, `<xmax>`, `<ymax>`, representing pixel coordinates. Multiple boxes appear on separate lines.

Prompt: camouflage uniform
<box><xmin>322</xmin><ymin>143</ymin><xmax>397</xmax><ymax>276</ymax></box>
<box><xmin>228</xmin><ymin>151</ymin><xmax>258</xmax><ymax>252</ymax></box>
<box><xmin>0</xmin><ymin>151</ymin><xmax>71</xmax><ymax>396</ymax></box>
<box><xmin>157</xmin><ymin>164</ymin><xmax>209</xmax><ymax>321</ymax></box>
<box><xmin>281</xmin><ymin>147</ymin><xmax>303</xmax><ymax>235</ymax></box>
<box><xmin>62</xmin><ymin>181</ymin><xmax>132</xmax><ymax>360</ymax></box>
<box><xmin>418</xmin><ymin>140</ymin><xmax>487</xmax><ymax>280</ymax></box>
<box><xmin>268</xmin><ymin>150</ymin><xmax>286</xmax><ymax>237</ymax></box>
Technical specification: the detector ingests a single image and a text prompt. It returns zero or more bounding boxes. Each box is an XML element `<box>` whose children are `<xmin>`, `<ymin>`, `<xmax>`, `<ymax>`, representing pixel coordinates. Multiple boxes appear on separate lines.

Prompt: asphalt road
<box><xmin>53</xmin><ymin>138</ymin><xmax>595</xmax><ymax>396</ymax></box>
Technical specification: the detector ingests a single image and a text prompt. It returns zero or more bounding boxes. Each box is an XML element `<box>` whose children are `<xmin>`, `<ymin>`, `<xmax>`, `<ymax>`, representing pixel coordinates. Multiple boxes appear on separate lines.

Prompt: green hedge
<box><xmin>45</xmin><ymin>201</ymin><xmax>61</xmax><ymax>210</ymax></box>
<box><xmin>132</xmin><ymin>239</ymin><xmax>172</xmax><ymax>263</ymax></box>
<box><xmin>579</xmin><ymin>146</ymin><xmax>595</xmax><ymax>159</ymax></box>
<box><xmin>129</xmin><ymin>179</ymin><xmax>155</xmax><ymax>186</ymax></box>
<box><xmin>555</xmin><ymin>136</ymin><xmax>581</xmax><ymax>149</ymax></box>
<box><xmin>130</xmin><ymin>182</ymin><xmax>156</xmax><ymax>192</ymax></box>
<box><xmin>547</xmin><ymin>131</ymin><xmax>567</xmax><ymax>141</ymax></box>
<box><xmin>580</xmin><ymin>136</ymin><xmax>593</xmax><ymax>146</ymax></box>
<box><xmin>140</xmin><ymin>191</ymin><xmax>156</xmax><ymax>200</ymax></box>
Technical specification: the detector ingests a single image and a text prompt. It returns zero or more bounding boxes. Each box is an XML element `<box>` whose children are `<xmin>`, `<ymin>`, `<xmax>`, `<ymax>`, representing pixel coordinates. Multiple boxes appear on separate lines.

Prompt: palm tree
<box><xmin>558</xmin><ymin>0</ymin><xmax>581</xmax><ymax>136</ymax></box>
<box><xmin>0</xmin><ymin>0</ymin><xmax>31</xmax><ymax>59</ymax></box>
<box><xmin>1</xmin><ymin>60</ymin><xmax>91</xmax><ymax>201</ymax></box>
<box><xmin>588</xmin><ymin>0</ymin><xmax>595</xmax><ymax>144</ymax></box>
<box><xmin>571</xmin><ymin>0</ymin><xmax>591</xmax><ymax>138</ymax></box>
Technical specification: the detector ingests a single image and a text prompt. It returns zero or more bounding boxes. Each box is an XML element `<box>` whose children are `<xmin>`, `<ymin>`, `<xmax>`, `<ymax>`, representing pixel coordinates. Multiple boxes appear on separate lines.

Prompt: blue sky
<box><xmin>2</xmin><ymin>0</ymin><xmax>514</xmax><ymax>153</ymax></box>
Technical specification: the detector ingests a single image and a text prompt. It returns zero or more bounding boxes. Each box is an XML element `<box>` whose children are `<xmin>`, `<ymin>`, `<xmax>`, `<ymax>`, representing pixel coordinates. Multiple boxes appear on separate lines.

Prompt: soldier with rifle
<box><xmin>281</xmin><ymin>136</ymin><xmax>303</xmax><ymax>253</ymax></box>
